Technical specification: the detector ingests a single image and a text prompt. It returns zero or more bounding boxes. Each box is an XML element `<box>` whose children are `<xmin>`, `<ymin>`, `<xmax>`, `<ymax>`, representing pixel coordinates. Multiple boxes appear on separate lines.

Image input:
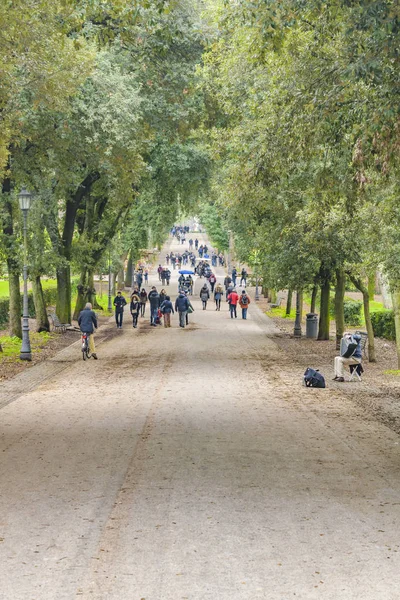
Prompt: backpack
<box><xmin>303</xmin><ymin>367</ymin><xmax>326</xmax><ymax>388</ymax></box>
<box><xmin>340</xmin><ymin>335</ymin><xmax>358</xmax><ymax>358</ymax></box>
<box><xmin>241</xmin><ymin>295</ymin><xmax>249</xmax><ymax>306</ymax></box>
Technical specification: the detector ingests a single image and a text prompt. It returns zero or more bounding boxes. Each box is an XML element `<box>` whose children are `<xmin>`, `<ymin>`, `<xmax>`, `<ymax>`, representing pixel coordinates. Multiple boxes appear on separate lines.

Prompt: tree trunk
<box><xmin>73</xmin><ymin>270</ymin><xmax>87</xmax><ymax>321</ymax></box>
<box><xmin>350</xmin><ymin>275</ymin><xmax>376</xmax><ymax>363</ymax></box>
<box><xmin>117</xmin><ymin>269</ymin><xmax>125</xmax><ymax>290</ymax></box>
<box><xmin>368</xmin><ymin>271</ymin><xmax>375</xmax><ymax>302</ymax></box>
<box><xmin>112</xmin><ymin>270</ymin><xmax>118</xmax><ymax>296</ymax></box>
<box><xmin>56</xmin><ymin>265</ymin><xmax>72</xmax><ymax>323</ymax></box>
<box><xmin>392</xmin><ymin>290</ymin><xmax>400</xmax><ymax>369</ymax></box>
<box><xmin>270</xmin><ymin>289</ymin><xmax>277</xmax><ymax>304</ymax></box>
<box><xmin>31</xmin><ymin>275</ymin><xmax>50</xmax><ymax>332</ymax></box>
<box><xmin>362</xmin><ymin>288</ymin><xmax>376</xmax><ymax>362</ymax></box>
<box><xmin>317</xmin><ymin>279</ymin><xmax>330</xmax><ymax>340</ymax></box>
<box><xmin>334</xmin><ymin>269</ymin><xmax>345</xmax><ymax>350</ymax></box>
<box><xmin>125</xmin><ymin>252</ymin><xmax>133</xmax><ymax>287</ymax></box>
<box><xmin>87</xmin><ymin>270</ymin><xmax>102</xmax><ymax>309</ymax></box>
<box><xmin>310</xmin><ymin>285</ymin><xmax>318</xmax><ymax>313</ymax></box>
<box><xmin>286</xmin><ymin>289</ymin><xmax>292</xmax><ymax>315</ymax></box>
<box><xmin>8</xmin><ymin>265</ymin><xmax>22</xmax><ymax>338</ymax></box>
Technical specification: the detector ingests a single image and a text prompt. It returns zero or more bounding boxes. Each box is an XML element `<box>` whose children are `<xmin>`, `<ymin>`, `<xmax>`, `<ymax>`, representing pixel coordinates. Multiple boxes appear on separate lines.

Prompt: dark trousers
<box><xmin>140</xmin><ymin>303</ymin><xmax>146</xmax><ymax>316</ymax></box>
<box><xmin>210</xmin><ymin>282</ymin><xmax>215</xmax><ymax>292</ymax></box>
<box><xmin>241</xmin><ymin>307</ymin><xmax>248</xmax><ymax>319</ymax></box>
<box><xmin>215</xmin><ymin>299</ymin><xmax>221</xmax><ymax>310</ymax></box>
<box><xmin>116</xmin><ymin>310</ymin><xmax>123</xmax><ymax>327</ymax></box>
<box><xmin>132</xmin><ymin>312</ymin><xmax>138</xmax><ymax>327</ymax></box>
<box><xmin>229</xmin><ymin>304</ymin><xmax>237</xmax><ymax>318</ymax></box>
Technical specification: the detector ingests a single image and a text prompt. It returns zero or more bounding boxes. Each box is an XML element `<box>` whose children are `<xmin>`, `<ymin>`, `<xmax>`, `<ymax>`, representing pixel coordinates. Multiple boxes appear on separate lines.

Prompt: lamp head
<box><xmin>18</xmin><ymin>188</ymin><xmax>32</xmax><ymax>211</ymax></box>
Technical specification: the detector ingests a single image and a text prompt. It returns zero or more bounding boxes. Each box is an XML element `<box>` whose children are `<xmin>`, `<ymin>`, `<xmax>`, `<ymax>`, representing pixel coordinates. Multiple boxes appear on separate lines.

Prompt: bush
<box><xmin>371</xmin><ymin>310</ymin><xmax>396</xmax><ymax>340</ymax></box>
<box><xmin>329</xmin><ymin>298</ymin><xmax>362</xmax><ymax>325</ymax></box>
<box><xmin>344</xmin><ymin>300</ymin><xmax>362</xmax><ymax>326</ymax></box>
<box><xmin>0</xmin><ymin>297</ymin><xmax>8</xmax><ymax>327</ymax></box>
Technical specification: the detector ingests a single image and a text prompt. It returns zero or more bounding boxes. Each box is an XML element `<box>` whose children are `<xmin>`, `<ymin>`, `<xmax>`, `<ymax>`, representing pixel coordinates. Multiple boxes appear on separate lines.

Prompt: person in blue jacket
<box><xmin>175</xmin><ymin>291</ymin><xmax>189</xmax><ymax>328</ymax></box>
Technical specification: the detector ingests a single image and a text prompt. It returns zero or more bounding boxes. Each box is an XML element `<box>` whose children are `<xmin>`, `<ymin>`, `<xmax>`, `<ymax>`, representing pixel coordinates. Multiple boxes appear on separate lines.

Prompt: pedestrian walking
<box><xmin>130</xmin><ymin>293</ymin><xmax>141</xmax><ymax>328</ymax></box>
<box><xmin>157</xmin><ymin>264</ymin><xmax>163</xmax><ymax>281</ymax></box>
<box><xmin>227</xmin><ymin>289</ymin><xmax>239</xmax><ymax>319</ymax></box>
<box><xmin>165</xmin><ymin>268</ymin><xmax>171</xmax><ymax>286</ymax></box>
<box><xmin>113</xmin><ymin>291</ymin><xmax>127</xmax><ymax>328</ymax></box>
<box><xmin>160</xmin><ymin>295</ymin><xmax>174</xmax><ymax>328</ymax></box>
<box><xmin>144</xmin><ymin>269</ymin><xmax>149</xmax><ymax>284</ymax></box>
<box><xmin>209</xmin><ymin>272</ymin><xmax>216</xmax><ymax>292</ymax></box>
<box><xmin>224</xmin><ymin>275</ymin><xmax>232</xmax><ymax>292</ymax></box>
<box><xmin>136</xmin><ymin>271</ymin><xmax>143</xmax><ymax>290</ymax></box>
<box><xmin>200</xmin><ymin>284</ymin><xmax>210</xmax><ymax>310</ymax></box>
<box><xmin>185</xmin><ymin>292</ymin><xmax>194</xmax><ymax>325</ymax></box>
<box><xmin>240</xmin><ymin>268</ymin><xmax>247</xmax><ymax>287</ymax></box>
<box><xmin>175</xmin><ymin>290</ymin><xmax>190</xmax><ymax>328</ymax></box>
<box><xmin>239</xmin><ymin>290</ymin><xmax>251</xmax><ymax>319</ymax></box>
<box><xmin>214</xmin><ymin>283</ymin><xmax>224</xmax><ymax>311</ymax></box>
<box><xmin>148</xmin><ymin>287</ymin><xmax>160</xmax><ymax>326</ymax></box>
<box><xmin>159</xmin><ymin>289</ymin><xmax>167</xmax><ymax>305</ymax></box>
<box><xmin>232</xmin><ymin>267</ymin><xmax>237</xmax><ymax>287</ymax></box>
<box><xmin>140</xmin><ymin>288</ymin><xmax>147</xmax><ymax>316</ymax></box>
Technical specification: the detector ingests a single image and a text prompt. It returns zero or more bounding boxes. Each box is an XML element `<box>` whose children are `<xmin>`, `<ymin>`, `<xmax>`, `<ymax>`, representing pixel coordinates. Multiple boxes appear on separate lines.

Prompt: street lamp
<box><xmin>294</xmin><ymin>289</ymin><xmax>302</xmax><ymax>338</ymax></box>
<box><xmin>107</xmin><ymin>248</ymin><xmax>112</xmax><ymax>311</ymax></box>
<box><xmin>19</xmin><ymin>188</ymin><xmax>33</xmax><ymax>361</ymax></box>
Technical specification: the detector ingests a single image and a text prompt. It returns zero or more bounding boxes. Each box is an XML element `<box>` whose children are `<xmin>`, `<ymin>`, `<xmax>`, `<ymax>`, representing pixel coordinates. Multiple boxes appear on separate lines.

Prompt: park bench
<box><xmin>270</xmin><ymin>292</ymin><xmax>285</xmax><ymax>309</ymax></box>
<box><xmin>355</xmin><ymin>330</ymin><xmax>368</xmax><ymax>358</ymax></box>
<box><xmin>48</xmin><ymin>313</ymin><xmax>71</xmax><ymax>333</ymax></box>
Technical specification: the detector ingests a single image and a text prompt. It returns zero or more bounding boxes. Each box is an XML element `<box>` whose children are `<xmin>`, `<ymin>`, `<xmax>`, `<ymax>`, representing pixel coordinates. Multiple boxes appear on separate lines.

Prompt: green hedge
<box><xmin>371</xmin><ymin>310</ymin><xmax>396</xmax><ymax>340</ymax></box>
<box><xmin>329</xmin><ymin>298</ymin><xmax>362</xmax><ymax>326</ymax></box>
<box><xmin>0</xmin><ymin>287</ymin><xmax>58</xmax><ymax>328</ymax></box>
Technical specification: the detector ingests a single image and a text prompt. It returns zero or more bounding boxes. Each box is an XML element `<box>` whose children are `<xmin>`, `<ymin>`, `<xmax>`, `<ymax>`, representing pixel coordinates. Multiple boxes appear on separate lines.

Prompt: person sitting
<box><xmin>333</xmin><ymin>332</ymin><xmax>362</xmax><ymax>382</ymax></box>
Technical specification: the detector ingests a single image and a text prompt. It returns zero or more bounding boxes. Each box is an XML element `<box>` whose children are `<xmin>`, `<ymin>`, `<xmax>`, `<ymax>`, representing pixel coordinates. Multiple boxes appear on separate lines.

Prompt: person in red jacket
<box><xmin>227</xmin><ymin>289</ymin><xmax>239</xmax><ymax>319</ymax></box>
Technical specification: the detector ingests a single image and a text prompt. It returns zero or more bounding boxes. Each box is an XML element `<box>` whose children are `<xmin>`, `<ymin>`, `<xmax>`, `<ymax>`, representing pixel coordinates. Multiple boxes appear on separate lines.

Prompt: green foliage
<box><xmin>371</xmin><ymin>310</ymin><xmax>396</xmax><ymax>341</ymax></box>
<box><xmin>329</xmin><ymin>297</ymin><xmax>362</xmax><ymax>326</ymax></box>
<box><xmin>199</xmin><ymin>203</ymin><xmax>229</xmax><ymax>251</ymax></box>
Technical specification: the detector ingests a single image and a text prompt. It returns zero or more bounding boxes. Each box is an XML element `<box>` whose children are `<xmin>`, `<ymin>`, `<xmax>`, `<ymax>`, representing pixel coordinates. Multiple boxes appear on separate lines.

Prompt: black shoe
<box><xmin>336</xmin><ymin>377</ymin><xmax>345</xmax><ymax>382</ymax></box>
<box><xmin>92</xmin><ymin>353</ymin><xmax>98</xmax><ymax>360</ymax></box>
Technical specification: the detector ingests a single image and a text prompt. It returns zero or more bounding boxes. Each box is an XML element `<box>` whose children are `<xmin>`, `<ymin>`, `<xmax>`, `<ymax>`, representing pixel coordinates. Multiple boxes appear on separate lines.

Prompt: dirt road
<box><xmin>1</xmin><ymin>234</ymin><xmax>400</xmax><ymax>600</ymax></box>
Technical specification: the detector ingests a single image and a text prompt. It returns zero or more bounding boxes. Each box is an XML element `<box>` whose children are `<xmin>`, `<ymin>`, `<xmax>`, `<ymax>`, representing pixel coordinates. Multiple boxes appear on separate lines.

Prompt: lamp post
<box><xmin>294</xmin><ymin>289</ymin><xmax>302</xmax><ymax>338</ymax></box>
<box><xmin>107</xmin><ymin>248</ymin><xmax>112</xmax><ymax>312</ymax></box>
<box><xmin>19</xmin><ymin>188</ymin><xmax>33</xmax><ymax>361</ymax></box>
<box><xmin>255</xmin><ymin>275</ymin><xmax>260</xmax><ymax>301</ymax></box>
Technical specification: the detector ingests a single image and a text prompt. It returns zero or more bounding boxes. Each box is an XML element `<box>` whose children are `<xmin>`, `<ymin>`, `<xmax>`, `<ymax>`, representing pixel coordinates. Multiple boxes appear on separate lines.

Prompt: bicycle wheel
<box><xmin>86</xmin><ymin>347</ymin><xmax>92</xmax><ymax>359</ymax></box>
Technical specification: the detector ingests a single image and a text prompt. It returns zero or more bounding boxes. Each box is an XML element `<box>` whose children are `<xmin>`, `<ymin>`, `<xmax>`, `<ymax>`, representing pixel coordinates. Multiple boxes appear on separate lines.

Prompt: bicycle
<box><xmin>81</xmin><ymin>332</ymin><xmax>92</xmax><ymax>360</ymax></box>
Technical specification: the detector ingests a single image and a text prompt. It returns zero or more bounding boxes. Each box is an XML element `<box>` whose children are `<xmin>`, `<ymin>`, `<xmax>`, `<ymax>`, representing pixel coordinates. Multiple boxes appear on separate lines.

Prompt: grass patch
<box><xmin>266</xmin><ymin>306</ymin><xmax>296</xmax><ymax>319</ymax></box>
<box><xmin>384</xmin><ymin>369</ymin><xmax>400</xmax><ymax>376</ymax></box>
<box><xmin>0</xmin><ymin>331</ymin><xmax>54</xmax><ymax>359</ymax></box>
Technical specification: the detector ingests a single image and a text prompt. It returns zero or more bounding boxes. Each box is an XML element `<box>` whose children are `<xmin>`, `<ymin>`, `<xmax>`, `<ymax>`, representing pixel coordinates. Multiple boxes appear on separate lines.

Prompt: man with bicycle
<box><xmin>78</xmin><ymin>302</ymin><xmax>98</xmax><ymax>359</ymax></box>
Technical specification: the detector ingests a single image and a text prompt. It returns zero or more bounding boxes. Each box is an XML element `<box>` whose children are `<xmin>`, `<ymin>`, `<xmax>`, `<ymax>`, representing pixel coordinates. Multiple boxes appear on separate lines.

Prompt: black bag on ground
<box><xmin>303</xmin><ymin>367</ymin><xmax>326</xmax><ymax>388</ymax></box>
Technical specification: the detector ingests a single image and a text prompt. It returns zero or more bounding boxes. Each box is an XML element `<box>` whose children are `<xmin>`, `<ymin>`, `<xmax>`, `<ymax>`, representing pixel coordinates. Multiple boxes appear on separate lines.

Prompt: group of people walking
<box><xmin>199</xmin><ymin>283</ymin><xmax>251</xmax><ymax>318</ymax></box>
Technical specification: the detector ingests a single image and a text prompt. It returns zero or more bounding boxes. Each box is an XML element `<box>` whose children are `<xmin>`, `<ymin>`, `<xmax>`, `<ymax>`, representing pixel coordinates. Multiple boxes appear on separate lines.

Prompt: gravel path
<box><xmin>1</xmin><ymin>234</ymin><xmax>400</xmax><ymax>600</ymax></box>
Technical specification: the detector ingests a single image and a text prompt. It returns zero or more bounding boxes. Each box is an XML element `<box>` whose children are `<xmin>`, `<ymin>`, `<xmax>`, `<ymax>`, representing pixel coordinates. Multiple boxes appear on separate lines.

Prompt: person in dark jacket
<box><xmin>78</xmin><ymin>303</ymin><xmax>98</xmax><ymax>359</ymax></box>
<box><xmin>114</xmin><ymin>291</ymin><xmax>127</xmax><ymax>328</ymax></box>
<box><xmin>159</xmin><ymin>289</ymin><xmax>167</xmax><ymax>305</ymax></box>
<box><xmin>160</xmin><ymin>295</ymin><xmax>174</xmax><ymax>328</ymax></box>
<box><xmin>175</xmin><ymin>291</ymin><xmax>189</xmax><ymax>328</ymax></box>
<box><xmin>140</xmin><ymin>289</ymin><xmax>147</xmax><ymax>316</ymax></box>
<box><xmin>200</xmin><ymin>284</ymin><xmax>210</xmax><ymax>310</ymax></box>
<box><xmin>148</xmin><ymin>287</ymin><xmax>160</xmax><ymax>326</ymax></box>
<box><xmin>130</xmin><ymin>293</ymin><xmax>141</xmax><ymax>328</ymax></box>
